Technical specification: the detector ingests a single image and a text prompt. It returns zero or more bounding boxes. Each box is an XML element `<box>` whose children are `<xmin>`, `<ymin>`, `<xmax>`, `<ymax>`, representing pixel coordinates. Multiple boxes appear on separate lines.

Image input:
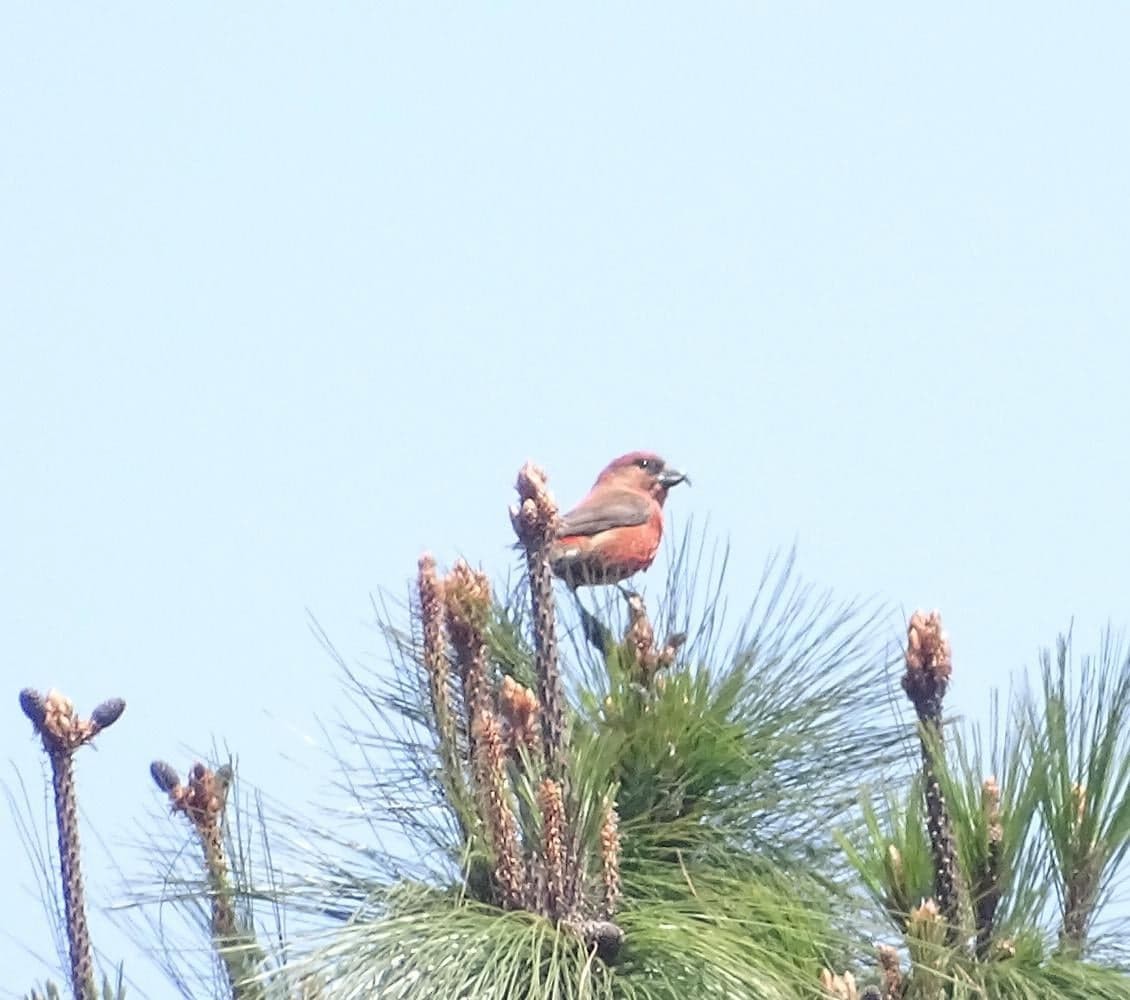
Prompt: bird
<box><xmin>549</xmin><ymin>451</ymin><xmax>688</xmax><ymax>590</ymax></box>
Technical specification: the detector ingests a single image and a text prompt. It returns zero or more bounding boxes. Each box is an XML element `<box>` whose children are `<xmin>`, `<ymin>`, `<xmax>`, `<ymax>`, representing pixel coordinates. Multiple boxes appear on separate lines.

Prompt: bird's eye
<box><xmin>636</xmin><ymin>457</ymin><xmax>655</xmax><ymax>471</ymax></box>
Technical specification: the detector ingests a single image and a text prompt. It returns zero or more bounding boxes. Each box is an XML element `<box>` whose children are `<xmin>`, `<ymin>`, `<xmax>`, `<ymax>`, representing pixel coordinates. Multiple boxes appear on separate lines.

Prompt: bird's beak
<box><xmin>658</xmin><ymin>467</ymin><xmax>689</xmax><ymax>488</ymax></box>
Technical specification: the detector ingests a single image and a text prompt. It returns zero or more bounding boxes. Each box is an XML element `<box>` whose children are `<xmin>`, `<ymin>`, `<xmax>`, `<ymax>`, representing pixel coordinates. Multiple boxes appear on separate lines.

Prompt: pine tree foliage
<box><xmin>11</xmin><ymin>472</ymin><xmax>1130</xmax><ymax>1000</ymax></box>
<box><xmin>842</xmin><ymin>626</ymin><xmax>1130</xmax><ymax>997</ymax></box>
<box><xmin>250</xmin><ymin>535</ymin><xmax>902</xmax><ymax>999</ymax></box>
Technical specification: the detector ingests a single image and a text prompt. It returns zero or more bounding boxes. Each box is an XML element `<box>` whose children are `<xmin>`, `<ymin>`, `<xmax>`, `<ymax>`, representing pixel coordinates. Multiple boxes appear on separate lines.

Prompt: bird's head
<box><xmin>594</xmin><ymin>451</ymin><xmax>689</xmax><ymax>503</ymax></box>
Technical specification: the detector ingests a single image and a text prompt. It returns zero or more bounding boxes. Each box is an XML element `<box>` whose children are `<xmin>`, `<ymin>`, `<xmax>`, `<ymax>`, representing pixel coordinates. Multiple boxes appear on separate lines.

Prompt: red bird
<box><xmin>549</xmin><ymin>451</ymin><xmax>688</xmax><ymax>588</ymax></box>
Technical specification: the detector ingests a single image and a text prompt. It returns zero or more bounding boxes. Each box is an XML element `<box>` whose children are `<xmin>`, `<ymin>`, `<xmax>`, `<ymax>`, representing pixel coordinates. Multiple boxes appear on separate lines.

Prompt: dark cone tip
<box><xmin>150</xmin><ymin>760</ymin><xmax>181</xmax><ymax>793</ymax></box>
<box><xmin>90</xmin><ymin>697</ymin><xmax>126</xmax><ymax>732</ymax></box>
<box><xmin>583</xmin><ymin>920</ymin><xmax>624</xmax><ymax>963</ymax></box>
<box><xmin>19</xmin><ymin>688</ymin><xmax>47</xmax><ymax>728</ymax></box>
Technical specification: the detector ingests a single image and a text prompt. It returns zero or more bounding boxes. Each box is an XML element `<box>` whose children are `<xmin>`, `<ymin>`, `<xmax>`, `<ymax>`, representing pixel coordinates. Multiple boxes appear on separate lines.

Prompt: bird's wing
<box><xmin>556</xmin><ymin>488</ymin><xmax>652</xmax><ymax>537</ymax></box>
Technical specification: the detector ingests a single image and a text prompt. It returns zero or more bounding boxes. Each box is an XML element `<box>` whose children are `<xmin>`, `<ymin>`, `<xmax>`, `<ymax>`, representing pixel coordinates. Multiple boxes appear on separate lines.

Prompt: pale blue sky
<box><xmin>3</xmin><ymin>4</ymin><xmax>1129</xmax><ymax>996</ymax></box>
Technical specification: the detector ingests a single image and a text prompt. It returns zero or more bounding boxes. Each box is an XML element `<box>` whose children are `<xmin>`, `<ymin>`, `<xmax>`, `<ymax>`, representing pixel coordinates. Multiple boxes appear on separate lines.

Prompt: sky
<box><xmin>3</xmin><ymin>4</ymin><xmax>1129</xmax><ymax>996</ymax></box>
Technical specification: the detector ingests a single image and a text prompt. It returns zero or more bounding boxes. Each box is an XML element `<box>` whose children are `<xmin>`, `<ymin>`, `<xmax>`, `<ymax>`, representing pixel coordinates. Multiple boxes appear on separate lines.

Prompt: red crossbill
<box><xmin>549</xmin><ymin>451</ymin><xmax>688</xmax><ymax>588</ymax></box>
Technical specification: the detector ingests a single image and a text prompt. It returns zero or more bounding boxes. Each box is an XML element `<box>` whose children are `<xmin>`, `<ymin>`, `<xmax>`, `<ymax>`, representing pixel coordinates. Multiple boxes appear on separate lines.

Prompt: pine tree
<box><xmin>14</xmin><ymin>463</ymin><xmax>1130</xmax><ymax>999</ymax></box>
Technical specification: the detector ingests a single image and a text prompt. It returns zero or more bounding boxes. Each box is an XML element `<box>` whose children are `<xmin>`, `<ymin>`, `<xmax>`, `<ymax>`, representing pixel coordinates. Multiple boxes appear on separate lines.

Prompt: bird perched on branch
<box><xmin>549</xmin><ymin>451</ymin><xmax>688</xmax><ymax>589</ymax></box>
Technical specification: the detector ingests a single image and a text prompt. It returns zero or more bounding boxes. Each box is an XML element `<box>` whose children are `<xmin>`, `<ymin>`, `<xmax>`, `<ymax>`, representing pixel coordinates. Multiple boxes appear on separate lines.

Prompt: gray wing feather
<box><xmin>556</xmin><ymin>489</ymin><xmax>651</xmax><ymax>537</ymax></box>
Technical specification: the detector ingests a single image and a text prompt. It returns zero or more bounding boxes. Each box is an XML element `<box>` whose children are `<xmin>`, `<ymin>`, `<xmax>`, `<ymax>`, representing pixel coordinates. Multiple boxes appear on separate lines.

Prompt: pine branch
<box><xmin>974</xmin><ymin>776</ymin><xmax>1004</xmax><ymax>959</ymax></box>
<box><xmin>901</xmin><ymin>611</ymin><xmax>964</xmax><ymax>942</ymax></box>
<box><xmin>151</xmin><ymin>759</ymin><xmax>265</xmax><ymax>1000</ymax></box>
<box><xmin>510</xmin><ymin>462</ymin><xmax>568</xmax><ymax>781</ymax></box>
<box><xmin>20</xmin><ymin>689</ymin><xmax>125</xmax><ymax>1000</ymax></box>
